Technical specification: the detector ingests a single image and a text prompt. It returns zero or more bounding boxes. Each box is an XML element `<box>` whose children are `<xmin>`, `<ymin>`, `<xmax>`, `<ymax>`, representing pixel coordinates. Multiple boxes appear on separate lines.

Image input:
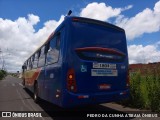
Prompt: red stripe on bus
<box><xmin>30</xmin><ymin>68</ymin><xmax>41</xmax><ymax>85</ymax></box>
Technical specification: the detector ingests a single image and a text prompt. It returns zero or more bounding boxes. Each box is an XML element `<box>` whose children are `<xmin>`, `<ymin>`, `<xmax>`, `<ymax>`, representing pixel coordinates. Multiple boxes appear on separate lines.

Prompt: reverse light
<box><xmin>55</xmin><ymin>89</ymin><xmax>61</xmax><ymax>98</ymax></box>
<box><xmin>120</xmin><ymin>91</ymin><xmax>127</xmax><ymax>95</ymax></box>
<box><xmin>70</xmin><ymin>86</ymin><xmax>74</xmax><ymax>90</ymax></box>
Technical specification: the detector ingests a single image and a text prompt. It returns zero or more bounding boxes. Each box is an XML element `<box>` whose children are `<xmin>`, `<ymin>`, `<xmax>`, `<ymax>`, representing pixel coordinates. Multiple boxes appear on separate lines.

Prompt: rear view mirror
<box><xmin>22</xmin><ymin>65</ymin><xmax>27</xmax><ymax>69</ymax></box>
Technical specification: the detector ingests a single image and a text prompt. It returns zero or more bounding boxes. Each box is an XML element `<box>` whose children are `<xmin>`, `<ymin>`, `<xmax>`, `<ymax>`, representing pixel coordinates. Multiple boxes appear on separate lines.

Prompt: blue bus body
<box><xmin>22</xmin><ymin>16</ymin><xmax>129</xmax><ymax>108</ymax></box>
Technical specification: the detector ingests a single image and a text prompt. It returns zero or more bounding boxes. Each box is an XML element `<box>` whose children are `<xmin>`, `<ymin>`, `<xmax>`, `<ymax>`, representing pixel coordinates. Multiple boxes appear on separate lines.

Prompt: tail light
<box><xmin>67</xmin><ymin>68</ymin><xmax>77</xmax><ymax>92</ymax></box>
<box><xmin>126</xmin><ymin>70</ymin><xmax>130</xmax><ymax>87</ymax></box>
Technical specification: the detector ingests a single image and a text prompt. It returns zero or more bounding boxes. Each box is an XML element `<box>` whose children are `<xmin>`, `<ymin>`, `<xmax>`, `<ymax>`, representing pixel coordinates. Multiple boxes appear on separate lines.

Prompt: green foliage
<box><xmin>130</xmin><ymin>71</ymin><xmax>144</xmax><ymax>108</ymax></box>
<box><xmin>120</xmin><ymin>66</ymin><xmax>160</xmax><ymax>112</ymax></box>
<box><xmin>0</xmin><ymin>70</ymin><xmax>7</xmax><ymax>80</ymax></box>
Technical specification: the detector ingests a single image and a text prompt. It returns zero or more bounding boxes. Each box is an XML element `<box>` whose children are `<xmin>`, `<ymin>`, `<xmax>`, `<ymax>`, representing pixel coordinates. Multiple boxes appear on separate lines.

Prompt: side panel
<box><xmin>22</xmin><ymin>20</ymin><xmax>67</xmax><ymax>107</ymax></box>
<box><xmin>43</xmin><ymin>26</ymin><xmax>65</xmax><ymax>106</ymax></box>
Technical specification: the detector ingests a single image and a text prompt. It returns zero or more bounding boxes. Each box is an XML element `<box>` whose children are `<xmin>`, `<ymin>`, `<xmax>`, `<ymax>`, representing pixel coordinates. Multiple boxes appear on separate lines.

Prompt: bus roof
<box><xmin>66</xmin><ymin>16</ymin><xmax>124</xmax><ymax>32</ymax></box>
<box><xmin>24</xmin><ymin>16</ymin><xmax>125</xmax><ymax>63</ymax></box>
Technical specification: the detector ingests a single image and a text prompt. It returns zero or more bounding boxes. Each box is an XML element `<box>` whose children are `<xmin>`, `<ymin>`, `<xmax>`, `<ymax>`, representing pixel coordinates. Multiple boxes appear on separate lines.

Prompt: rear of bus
<box><xmin>62</xmin><ymin>17</ymin><xmax>129</xmax><ymax>107</ymax></box>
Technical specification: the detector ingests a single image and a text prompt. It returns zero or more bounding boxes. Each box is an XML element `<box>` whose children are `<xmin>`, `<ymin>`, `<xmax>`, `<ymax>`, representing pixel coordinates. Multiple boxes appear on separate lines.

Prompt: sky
<box><xmin>0</xmin><ymin>0</ymin><xmax>160</xmax><ymax>72</ymax></box>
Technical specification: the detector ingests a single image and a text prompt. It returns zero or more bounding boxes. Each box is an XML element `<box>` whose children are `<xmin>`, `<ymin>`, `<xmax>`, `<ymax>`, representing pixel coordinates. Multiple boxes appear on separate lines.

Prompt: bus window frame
<box><xmin>27</xmin><ymin>58</ymin><xmax>31</xmax><ymax>70</ymax></box>
<box><xmin>25</xmin><ymin>60</ymin><xmax>28</xmax><ymax>70</ymax></box>
<box><xmin>32</xmin><ymin>54</ymin><xmax>35</xmax><ymax>62</ymax></box>
<box><xmin>30</xmin><ymin>57</ymin><xmax>33</xmax><ymax>70</ymax></box>
<box><xmin>37</xmin><ymin>45</ymin><xmax>46</xmax><ymax>68</ymax></box>
<box><xmin>45</xmin><ymin>31</ymin><xmax>61</xmax><ymax>66</ymax></box>
<box><xmin>32</xmin><ymin>52</ymin><xmax>39</xmax><ymax>69</ymax></box>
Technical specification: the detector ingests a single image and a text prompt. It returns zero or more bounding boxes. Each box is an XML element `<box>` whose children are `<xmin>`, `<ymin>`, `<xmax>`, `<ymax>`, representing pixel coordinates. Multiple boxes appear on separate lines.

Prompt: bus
<box><xmin>22</xmin><ymin>15</ymin><xmax>129</xmax><ymax>108</ymax></box>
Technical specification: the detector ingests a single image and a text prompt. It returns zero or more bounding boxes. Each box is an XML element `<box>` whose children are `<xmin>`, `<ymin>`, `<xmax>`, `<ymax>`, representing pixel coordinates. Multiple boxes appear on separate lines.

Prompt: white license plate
<box><xmin>93</xmin><ymin>63</ymin><xmax>116</xmax><ymax>69</ymax></box>
<box><xmin>91</xmin><ymin>69</ymin><xmax>117</xmax><ymax>76</ymax></box>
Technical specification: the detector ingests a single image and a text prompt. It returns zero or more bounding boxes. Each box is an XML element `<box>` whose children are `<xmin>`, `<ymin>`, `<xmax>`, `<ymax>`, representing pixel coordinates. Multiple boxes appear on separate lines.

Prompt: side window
<box><xmin>31</xmin><ymin>56</ymin><xmax>34</xmax><ymax>69</ymax></box>
<box><xmin>27</xmin><ymin>58</ymin><xmax>31</xmax><ymax>70</ymax></box>
<box><xmin>33</xmin><ymin>53</ymin><xmax>39</xmax><ymax>68</ymax></box>
<box><xmin>38</xmin><ymin>46</ymin><xmax>46</xmax><ymax>67</ymax></box>
<box><xmin>32</xmin><ymin>55</ymin><xmax>35</xmax><ymax>63</ymax></box>
<box><xmin>29</xmin><ymin>58</ymin><xmax>32</xmax><ymax>70</ymax></box>
<box><xmin>27</xmin><ymin>60</ymin><xmax>29</xmax><ymax>70</ymax></box>
<box><xmin>25</xmin><ymin>60</ymin><xmax>28</xmax><ymax>70</ymax></box>
<box><xmin>31</xmin><ymin>54</ymin><xmax>35</xmax><ymax>68</ymax></box>
<box><xmin>46</xmin><ymin>33</ymin><xmax>61</xmax><ymax>65</ymax></box>
<box><xmin>23</xmin><ymin>62</ymin><xmax>27</xmax><ymax>71</ymax></box>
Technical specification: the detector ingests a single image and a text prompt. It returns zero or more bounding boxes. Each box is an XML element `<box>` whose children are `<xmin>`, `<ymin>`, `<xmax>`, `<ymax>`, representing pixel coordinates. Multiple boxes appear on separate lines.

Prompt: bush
<box><xmin>146</xmin><ymin>69</ymin><xmax>160</xmax><ymax>112</ymax></box>
<box><xmin>119</xmin><ymin>66</ymin><xmax>160</xmax><ymax>112</ymax></box>
<box><xmin>0</xmin><ymin>70</ymin><xmax>7</xmax><ymax>80</ymax></box>
<box><xmin>130</xmin><ymin>71</ymin><xmax>144</xmax><ymax>108</ymax></box>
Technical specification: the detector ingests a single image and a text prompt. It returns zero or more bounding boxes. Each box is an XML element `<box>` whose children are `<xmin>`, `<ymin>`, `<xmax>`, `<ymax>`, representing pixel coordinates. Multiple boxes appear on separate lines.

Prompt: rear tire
<box><xmin>33</xmin><ymin>83</ymin><xmax>39</xmax><ymax>103</ymax></box>
<box><xmin>22</xmin><ymin>79</ymin><xmax>25</xmax><ymax>86</ymax></box>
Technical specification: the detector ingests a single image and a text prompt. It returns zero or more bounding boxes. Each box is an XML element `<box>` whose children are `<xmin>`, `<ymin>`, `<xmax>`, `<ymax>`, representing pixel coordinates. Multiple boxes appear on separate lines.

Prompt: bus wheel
<box><xmin>34</xmin><ymin>83</ymin><xmax>39</xmax><ymax>103</ymax></box>
<box><xmin>22</xmin><ymin>79</ymin><xmax>25</xmax><ymax>86</ymax></box>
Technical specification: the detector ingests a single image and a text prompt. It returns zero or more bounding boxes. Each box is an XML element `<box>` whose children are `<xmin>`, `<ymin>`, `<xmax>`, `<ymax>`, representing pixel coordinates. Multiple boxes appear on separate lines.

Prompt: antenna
<box><xmin>67</xmin><ymin>10</ymin><xmax>72</xmax><ymax>16</ymax></box>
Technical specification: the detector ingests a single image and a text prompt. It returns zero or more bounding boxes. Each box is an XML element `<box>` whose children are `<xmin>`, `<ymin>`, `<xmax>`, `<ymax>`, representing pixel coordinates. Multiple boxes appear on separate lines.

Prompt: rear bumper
<box><xmin>62</xmin><ymin>89</ymin><xmax>130</xmax><ymax>108</ymax></box>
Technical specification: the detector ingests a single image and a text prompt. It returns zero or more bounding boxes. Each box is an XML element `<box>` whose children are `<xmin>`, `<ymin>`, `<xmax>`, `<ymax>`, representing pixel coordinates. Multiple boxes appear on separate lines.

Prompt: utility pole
<box><xmin>0</xmin><ymin>48</ymin><xmax>6</xmax><ymax>70</ymax></box>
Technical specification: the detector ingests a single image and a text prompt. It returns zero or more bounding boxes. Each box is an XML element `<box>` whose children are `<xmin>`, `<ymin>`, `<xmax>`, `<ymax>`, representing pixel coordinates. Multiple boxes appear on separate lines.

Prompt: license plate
<box><xmin>91</xmin><ymin>69</ymin><xmax>117</xmax><ymax>76</ymax></box>
<box><xmin>93</xmin><ymin>63</ymin><xmax>116</xmax><ymax>69</ymax></box>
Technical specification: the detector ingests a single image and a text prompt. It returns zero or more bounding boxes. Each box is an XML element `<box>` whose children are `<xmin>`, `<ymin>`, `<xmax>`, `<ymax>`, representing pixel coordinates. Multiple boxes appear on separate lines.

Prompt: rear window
<box><xmin>71</xmin><ymin>21</ymin><xmax>127</xmax><ymax>53</ymax></box>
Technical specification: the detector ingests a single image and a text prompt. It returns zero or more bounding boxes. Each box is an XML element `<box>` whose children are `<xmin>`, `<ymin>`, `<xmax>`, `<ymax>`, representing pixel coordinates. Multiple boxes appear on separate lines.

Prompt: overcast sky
<box><xmin>0</xmin><ymin>0</ymin><xmax>160</xmax><ymax>72</ymax></box>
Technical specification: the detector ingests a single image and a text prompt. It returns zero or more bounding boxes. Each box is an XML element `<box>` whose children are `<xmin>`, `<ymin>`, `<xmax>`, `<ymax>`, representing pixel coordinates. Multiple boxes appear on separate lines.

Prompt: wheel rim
<box><xmin>34</xmin><ymin>92</ymin><xmax>37</xmax><ymax>100</ymax></box>
<box><xmin>34</xmin><ymin>85</ymin><xmax>38</xmax><ymax>100</ymax></box>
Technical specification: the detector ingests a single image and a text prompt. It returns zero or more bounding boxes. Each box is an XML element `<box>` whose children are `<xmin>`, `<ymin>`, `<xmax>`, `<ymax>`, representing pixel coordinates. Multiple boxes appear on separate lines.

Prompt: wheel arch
<box><xmin>34</xmin><ymin>80</ymin><xmax>38</xmax><ymax>90</ymax></box>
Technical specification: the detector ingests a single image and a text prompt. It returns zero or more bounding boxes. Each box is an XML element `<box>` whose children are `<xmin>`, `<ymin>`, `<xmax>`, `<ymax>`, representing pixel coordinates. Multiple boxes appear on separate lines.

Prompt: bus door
<box><xmin>37</xmin><ymin>46</ymin><xmax>46</xmax><ymax>98</ymax></box>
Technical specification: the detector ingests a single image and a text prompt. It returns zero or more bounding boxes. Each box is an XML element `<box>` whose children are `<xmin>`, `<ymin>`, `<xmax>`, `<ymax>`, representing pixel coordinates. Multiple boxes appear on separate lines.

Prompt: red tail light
<box><xmin>126</xmin><ymin>70</ymin><xmax>130</xmax><ymax>87</ymax></box>
<box><xmin>67</xmin><ymin>68</ymin><xmax>77</xmax><ymax>92</ymax></box>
